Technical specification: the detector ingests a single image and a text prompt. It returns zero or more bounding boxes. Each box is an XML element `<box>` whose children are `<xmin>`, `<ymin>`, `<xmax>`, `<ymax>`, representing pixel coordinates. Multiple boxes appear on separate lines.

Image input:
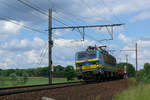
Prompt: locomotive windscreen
<box><xmin>76</xmin><ymin>51</ymin><xmax>96</xmax><ymax>60</ymax></box>
<box><xmin>88</xmin><ymin>52</ymin><xmax>96</xmax><ymax>59</ymax></box>
<box><xmin>77</xmin><ymin>52</ymin><xmax>87</xmax><ymax>60</ymax></box>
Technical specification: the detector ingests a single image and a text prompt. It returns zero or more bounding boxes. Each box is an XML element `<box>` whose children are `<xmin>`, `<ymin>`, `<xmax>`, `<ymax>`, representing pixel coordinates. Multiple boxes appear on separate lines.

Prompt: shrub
<box><xmin>10</xmin><ymin>73</ymin><xmax>18</xmax><ymax>86</ymax></box>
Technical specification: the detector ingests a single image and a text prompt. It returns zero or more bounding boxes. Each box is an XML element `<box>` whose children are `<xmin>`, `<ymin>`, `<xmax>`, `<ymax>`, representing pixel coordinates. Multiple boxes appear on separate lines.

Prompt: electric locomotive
<box><xmin>75</xmin><ymin>46</ymin><xmax>125</xmax><ymax>81</ymax></box>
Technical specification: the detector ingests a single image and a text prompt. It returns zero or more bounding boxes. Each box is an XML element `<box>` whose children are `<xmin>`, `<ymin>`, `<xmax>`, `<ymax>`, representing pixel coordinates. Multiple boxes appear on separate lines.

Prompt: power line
<box><xmin>18</xmin><ymin>0</ymin><xmax>87</xmax><ymax>40</ymax></box>
<box><xmin>47</xmin><ymin>0</ymin><xmax>97</xmax><ymax>42</ymax></box>
<box><xmin>55</xmin><ymin>9</ymin><xmax>88</xmax><ymax>25</ymax></box>
<box><xmin>18</xmin><ymin>0</ymin><xmax>48</xmax><ymax>15</ymax></box>
<box><xmin>100</xmin><ymin>0</ymin><xmax>123</xmax><ymax>23</ymax></box>
<box><xmin>81</xmin><ymin>0</ymin><xmax>112</xmax><ymax>24</ymax></box>
<box><xmin>18</xmin><ymin>0</ymin><xmax>101</xmax><ymax>42</ymax></box>
<box><xmin>0</xmin><ymin>0</ymin><xmax>42</xmax><ymax>21</ymax></box>
<box><xmin>24</xmin><ymin>0</ymin><xmax>76</xmax><ymax>27</ymax></box>
<box><xmin>17</xmin><ymin>0</ymin><xmax>69</xmax><ymax>26</ymax></box>
<box><xmin>18</xmin><ymin>0</ymin><xmax>121</xmax><ymax>44</ymax></box>
<box><xmin>52</xmin><ymin>24</ymin><xmax>124</xmax><ymax>43</ymax></box>
<box><xmin>0</xmin><ymin>16</ymin><xmax>46</xmax><ymax>33</ymax></box>
<box><xmin>47</xmin><ymin>1</ymin><xmax>88</xmax><ymax>25</ymax></box>
<box><xmin>37</xmin><ymin>41</ymin><xmax>48</xmax><ymax>67</ymax></box>
<box><xmin>80</xmin><ymin>0</ymin><xmax>119</xmax><ymax>42</ymax></box>
<box><xmin>38</xmin><ymin>47</ymin><xmax>48</xmax><ymax>66</ymax></box>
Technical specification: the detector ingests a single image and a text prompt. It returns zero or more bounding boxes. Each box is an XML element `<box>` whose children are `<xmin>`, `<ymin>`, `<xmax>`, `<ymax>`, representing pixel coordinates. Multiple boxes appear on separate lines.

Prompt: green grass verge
<box><xmin>114</xmin><ymin>78</ymin><xmax>150</xmax><ymax>100</ymax></box>
<box><xmin>0</xmin><ymin>77</ymin><xmax>78</xmax><ymax>88</ymax></box>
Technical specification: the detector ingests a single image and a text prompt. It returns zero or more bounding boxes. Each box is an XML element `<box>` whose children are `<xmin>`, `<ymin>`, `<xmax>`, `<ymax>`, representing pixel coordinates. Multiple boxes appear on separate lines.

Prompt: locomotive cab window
<box><xmin>76</xmin><ymin>52</ymin><xmax>87</xmax><ymax>60</ymax></box>
<box><xmin>88</xmin><ymin>51</ymin><xmax>96</xmax><ymax>59</ymax></box>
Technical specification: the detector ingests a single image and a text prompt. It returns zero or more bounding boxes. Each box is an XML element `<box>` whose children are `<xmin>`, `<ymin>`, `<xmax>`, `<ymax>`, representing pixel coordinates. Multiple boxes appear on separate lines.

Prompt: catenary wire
<box><xmin>0</xmin><ymin>16</ymin><xmax>46</xmax><ymax>34</ymax></box>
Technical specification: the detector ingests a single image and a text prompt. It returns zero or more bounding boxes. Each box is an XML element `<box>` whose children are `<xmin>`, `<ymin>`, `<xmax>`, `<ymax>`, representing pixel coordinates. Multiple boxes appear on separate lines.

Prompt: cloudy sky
<box><xmin>0</xmin><ymin>0</ymin><xmax>150</xmax><ymax>69</ymax></box>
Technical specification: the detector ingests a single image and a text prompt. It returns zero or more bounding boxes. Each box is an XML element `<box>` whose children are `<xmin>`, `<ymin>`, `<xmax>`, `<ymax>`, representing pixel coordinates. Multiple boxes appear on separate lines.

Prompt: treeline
<box><xmin>0</xmin><ymin>65</ymin><xmax>76</xmax><ymax>79</ymax></box>
<box><xmin>116</xmin><ymin>62</ymin><xmax>136</xmax><ymax>77</ymax></box>
<box><xmin>1</xmin><ymin>62</ymin><xmax>150</xmax><ymax>82</ymax></box>
<box><xmin>117</xmin><ymin>62</ymin><xmax>150</xmax><ymax>82</ymax></box>
<box><xmin>138</xmin><ymin>63</ymin><xmax>150</xmax><ymax>82</ymax></box>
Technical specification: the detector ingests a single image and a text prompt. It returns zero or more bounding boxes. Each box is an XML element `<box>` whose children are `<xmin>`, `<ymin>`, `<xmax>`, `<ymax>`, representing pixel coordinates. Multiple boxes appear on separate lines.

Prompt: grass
<box><xmin>0</xmin><ymin>77</ymin><xmax>78</xmax><ymax>88</ymax></box>
<box><xmin>114</xmin><ymin>78</ymin><xmax>150</xmax><ymax>100</ymax></box>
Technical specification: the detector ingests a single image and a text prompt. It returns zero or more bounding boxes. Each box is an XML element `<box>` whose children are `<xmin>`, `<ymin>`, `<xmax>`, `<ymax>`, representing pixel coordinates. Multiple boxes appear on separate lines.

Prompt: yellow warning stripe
<box><xmin>75</xmin><ymin>59</ymin><xmax>101</xmax><ymax>63</ymax></box>
<box><xmin>82</xmin><ymin>64</ymin><xmax>102</xmax><ymax>70</ymax></box>
<box><xmin>76</xmin><ymin>65</ymin><xmax>118</xmax><ymax>71</ymax></box>
<box><xmin>76</xmin><ymin>64</ymin><xmax>102</xmax><ymax>70</ymax></box>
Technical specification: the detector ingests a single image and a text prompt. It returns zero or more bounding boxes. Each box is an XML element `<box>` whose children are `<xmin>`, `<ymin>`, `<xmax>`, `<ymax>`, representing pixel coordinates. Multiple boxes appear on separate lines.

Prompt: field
<box><xmin>114</xmin><ymin>78</ymin><xmax>150</xmax><ymax>100</ymax></box>
<box><xmin>0</xmin><ymin>77</ymin><xmax>78</xmax><ymax>88</ymax></box>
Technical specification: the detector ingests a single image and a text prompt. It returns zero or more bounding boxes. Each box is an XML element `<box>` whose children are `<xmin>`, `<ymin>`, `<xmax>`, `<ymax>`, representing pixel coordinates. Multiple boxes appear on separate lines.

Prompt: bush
<box><xmin>114</xmin><ymin>83</ymin><xmax>150</xmax><ymax>100</ymax></box>
<box><xmin>64</xmin><ymin>65</ymin><xmax>76</xmax><ymax>81</ymax></box>
<box><xmin>117</xmin><ymin>63</ymin><xmax>136</xmax><ymax>77</ymax></box>
<box><xmin>0</xmin><ymin>76</ymin><xmax>6</xmax><ymax>87</ymax></box>
<box><xmin>138</xmin><ymin>63</ymin><xmax>150</xmax><ymax>83</ymax></box>
<box><xmin>10</xmin><ymin>73</ymin><xmax>18</xmax><ymax>86</ymax></box>
<box><xmin>22</xmin><ymin>72</ymin><xmax>29</xmax><ymax>84</ymax></box>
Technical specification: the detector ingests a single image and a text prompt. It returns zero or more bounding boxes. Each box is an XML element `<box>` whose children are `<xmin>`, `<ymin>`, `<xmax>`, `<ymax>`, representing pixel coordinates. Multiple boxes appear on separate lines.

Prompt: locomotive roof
<box><xmin>86</xmin><ymin>46</ymin><xmax>116</xmax><ymax>60</ymax></box>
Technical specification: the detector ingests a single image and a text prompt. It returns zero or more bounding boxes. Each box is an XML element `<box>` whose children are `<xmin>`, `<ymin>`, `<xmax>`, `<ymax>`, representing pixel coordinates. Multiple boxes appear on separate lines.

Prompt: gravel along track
<box><xmin>0</xmin><ymin>79</ymin><xmax>132</xmax><ymax>100</ymax></box>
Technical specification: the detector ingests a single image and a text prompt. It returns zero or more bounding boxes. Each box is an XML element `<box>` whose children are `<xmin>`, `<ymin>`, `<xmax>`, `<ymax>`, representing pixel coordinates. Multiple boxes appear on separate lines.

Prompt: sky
<box><xmin>0</xmin><ymin>0</ymin><xmax>150</xmax><ymax>70</ymax></box>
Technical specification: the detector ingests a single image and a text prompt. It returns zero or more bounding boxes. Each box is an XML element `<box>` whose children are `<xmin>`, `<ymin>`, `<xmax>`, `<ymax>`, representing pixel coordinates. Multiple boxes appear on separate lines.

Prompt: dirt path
<box><xmin>0</xmin><ymin>79</ymin><xmax>131</xmax><ymax>100</ymax></box>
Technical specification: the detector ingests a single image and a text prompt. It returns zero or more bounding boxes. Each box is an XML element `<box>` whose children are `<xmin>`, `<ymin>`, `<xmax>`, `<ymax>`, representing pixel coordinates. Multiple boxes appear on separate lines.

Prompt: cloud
<box><xmin>0</xmin><ymin>36</ymin><xmax>97</xmax><ymax>69</ymax></box>
<box><xmin>118</xmin><ymin>33</ymin><xmax>135</xmax><ymax>43</ymax></box>
<box><xmin>117</xmin><ymin>34</ymin><xmax>150</xmax><ymax>69</ymax></box>
<box><xmin>0</xmin><ymin>37</ymin><xmax>44</xmax><ymax>52</ymax></box>
<box><xmin>1</xmin><ymin>0</ymin><xmax>150</xmax><ymax>69</ymax></box>
<box><xmin>130</xmin><ymin>11</ymin><xmax>150</xmax><ymax>22</ymax></box>
<box><xmin>54</xmin><ymin>30</ymin><xmax>62</xmax><ymax>37</ymax></box>
<box><xmin>0</xmin><ymin>0</ymin><xmax>150</xmax><ymax>25</ymax></box>
<box><xmin>0</xmin><ymin>37</ymin><xmax>46</xmax><ymax>69</ymax></box>
<box><xmin>137</xmin><ymin>40</ymin><xmax>150</xmax><ymax>48</ymax></box>
<box><xmin>53</xmin><ymin>38</ymin><xmax>96</xmax><ymax>65</ymax></box>
<box><xmin>0</xmin><ymin>20</ymin><xmax>23</xmax><ymax>41</ymax></box>
<box><xmin>0</xmin><ymin>21</ymin><xmax>22</xmax><ymax>34</ymax></box>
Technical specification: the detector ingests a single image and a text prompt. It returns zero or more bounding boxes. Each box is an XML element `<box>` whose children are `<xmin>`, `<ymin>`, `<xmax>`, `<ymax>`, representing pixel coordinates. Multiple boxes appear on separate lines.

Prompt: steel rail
<box><xmin>0</xmin><ymin>81</ymin><xmax>83</xmax><ymax>96</ymax></box>
<box><xmin>0</xmin><ymin>81</ymin><xmax>81</xmax><ymax>90</ymax></box>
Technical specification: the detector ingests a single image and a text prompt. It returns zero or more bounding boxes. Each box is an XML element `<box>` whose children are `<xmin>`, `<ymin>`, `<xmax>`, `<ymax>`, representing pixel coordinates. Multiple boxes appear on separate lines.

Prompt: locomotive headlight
<box><xmin>76</xmin><ymin>67</ymin><xmax>81</xmax><ymax>70</ymax></box>
<box><xmin>96</xmin><ymin>62</ymin><xmax>99</xmax><ymax>67</ymax></box>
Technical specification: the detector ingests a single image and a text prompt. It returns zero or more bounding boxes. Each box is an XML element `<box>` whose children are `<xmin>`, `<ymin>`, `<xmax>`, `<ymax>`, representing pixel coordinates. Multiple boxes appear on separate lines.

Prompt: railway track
<box><xmin>0</xmin><ymin>79</ymin><xmax>130</xmax><ymax>100</ymax></box>
<box><xmin>0</xmin><ymin>81</ymin><xmax>83</xmax><ymax>97</ymax></box>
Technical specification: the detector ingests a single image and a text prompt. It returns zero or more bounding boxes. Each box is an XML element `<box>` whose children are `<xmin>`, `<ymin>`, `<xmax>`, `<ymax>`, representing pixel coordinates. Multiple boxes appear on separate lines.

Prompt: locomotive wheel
<box><xmin>96</xmin><ymin>75</ymin><xmax>102</xmax><ymax>82</ymax></box>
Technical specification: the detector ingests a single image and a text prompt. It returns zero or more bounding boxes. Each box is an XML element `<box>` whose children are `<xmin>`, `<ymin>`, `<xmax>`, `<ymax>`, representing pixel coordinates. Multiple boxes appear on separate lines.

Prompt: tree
<box><xmin>117</xmin><ymin>63</ymin><xmax>136</xmax><ymax>77</ymax></box>
<box><xmin>26</xmin><ymin>68</ymin><xmax>37</xmax><ymax>77</ymax></box>
<box><xmin>2</xmin><ymin>69</ymin><xmax>16</xmax><ymax>77</ymax></box>
<box><xmin>10</xmin><ymin>73</ymin><xmax>18</xmax><ymax>86</ymax></box>
<box><xmin>35</xmin><ymin>67</ymin><xmax>49</xmax><ymax>77</ymax></box>
<box><xmin>144</xmin><ymin>63</ymin><xmax>150</xmax><ymax>75</ymax></box>
<box><xmin>53</xmin><ymin>65</ymin><xmax>65</xmax><ymax>75</ymax></box>
<box><xmin>15</xmin><ymin>69</ymin><xmax>25</xmax><ymax>76</ymax></box>
<box><xmin>143</xmin><ymin>63</ymin><xmax>150</xmax><ymax>81</ymax></box>
<box><xmin>64</xmin><ymin>65</ymin><xmax>76</xmax><ymax>81</ymax></box>
<box><xmin>22</xmin><ymin>72</ymin><xmax>29</xmax><ymax>84</ymax></box>
<box><xmin>136</xmin><ymin>63</ymin><xmax>150</xmax><ymax>82</ymax></box>
<box><xmin>54</xmin><ymin>65</ymin><xmax>65</xmax><ymax>72</ymax></box>
<box><xmin>0</xmin><ymin>74</ymin><xmax>5</xmax><ymax>87</ymax></box>
<box><xmin>0</xmin><ymin>69</ymin><xmax>2</xmax><ymax>76</ymax></box>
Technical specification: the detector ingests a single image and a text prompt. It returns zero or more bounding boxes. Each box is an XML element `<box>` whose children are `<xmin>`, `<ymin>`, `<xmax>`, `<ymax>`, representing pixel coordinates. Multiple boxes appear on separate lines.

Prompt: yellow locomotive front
<box><xmin>75</xmin><ymin>46</ymin><xmax>118</xmax><ymax>81</ymax></box>
<box><xmin>75</xmin><ymin>47</ymin><xmax>103</xmax><ymax>80</ymax></box>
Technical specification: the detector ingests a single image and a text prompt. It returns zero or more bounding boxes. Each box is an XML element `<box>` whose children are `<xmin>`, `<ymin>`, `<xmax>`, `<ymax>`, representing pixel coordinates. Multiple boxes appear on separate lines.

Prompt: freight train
<box><xmin>75</xmin><ymin>46</ymin><xmax>126</xmax><ymax>81</ymax></box>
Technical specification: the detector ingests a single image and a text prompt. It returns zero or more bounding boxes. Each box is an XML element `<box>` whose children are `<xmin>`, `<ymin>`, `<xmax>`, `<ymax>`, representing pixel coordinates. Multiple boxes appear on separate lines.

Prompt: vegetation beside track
<box><xmin>0</xmin><ymin>65</ymin><xmax>77</xmax><ymax>88</ymax></box>
<box><xmin>114</xmin><ymin>80</ymin><xmax>150</xmax><ymax>100</ymax></box>
<box><xmin>0</xmin><ymin>77</ymin><xmax>78</xmax><ymax>88</ymax></box>
<box><xmin>114</xmin><ymin>62</ymin><xmax>150</xmax><ymax>100</ymax></box>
